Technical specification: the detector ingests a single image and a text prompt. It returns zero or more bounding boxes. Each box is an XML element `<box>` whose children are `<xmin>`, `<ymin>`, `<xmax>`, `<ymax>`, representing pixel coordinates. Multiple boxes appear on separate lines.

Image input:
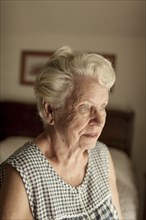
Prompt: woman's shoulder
<box><xmin>6</xmin><ymin>142</ymin><xmax>42</xmax><ymax>165</ymax></box>
<box><xmin>0</xmin><ymin>142</ymin><xmax>44</xmax><ymax>184</ymax></box>
<box><xmin>89</xmin><ymin>141</ymin><xmax>110</xmax><ymax>172</ymax></box>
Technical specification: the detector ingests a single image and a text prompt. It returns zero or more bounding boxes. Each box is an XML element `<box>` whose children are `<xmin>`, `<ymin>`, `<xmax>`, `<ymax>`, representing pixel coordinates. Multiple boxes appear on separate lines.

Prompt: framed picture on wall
<box><xmin>20</xmin><ymin>51</ymin><xmax>54</xmax><ymax>85</ymax></box>
<box><xmin>20</xmin><ymin>50</ymin><xmax>116</xmax><ymax>85</ymax></box>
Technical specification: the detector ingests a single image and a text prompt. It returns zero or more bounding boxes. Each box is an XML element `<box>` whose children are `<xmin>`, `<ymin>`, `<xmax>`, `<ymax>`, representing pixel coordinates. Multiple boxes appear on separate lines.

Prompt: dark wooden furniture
<box><xmin>0</xmin><ymin>101</ymin><xmax>134</xmax><ymax>157</ymax></box>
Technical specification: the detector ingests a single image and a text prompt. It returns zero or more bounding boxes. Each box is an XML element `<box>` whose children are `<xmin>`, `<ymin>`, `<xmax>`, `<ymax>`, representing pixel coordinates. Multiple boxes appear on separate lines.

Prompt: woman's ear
<box><xmin>43</xmin><ymin>101</ymin><xmax>54</xmax><ymax>125</ymax></box>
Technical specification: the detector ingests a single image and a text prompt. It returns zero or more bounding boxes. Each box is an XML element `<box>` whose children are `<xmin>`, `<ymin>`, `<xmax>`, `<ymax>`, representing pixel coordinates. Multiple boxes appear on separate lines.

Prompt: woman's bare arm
<box><xmin>0</xmin><ymin>165</ymin><xmax>33</xmax><ymax>220</ymax></box>
<box><xmin>109</xmin><ymin>153</ymin><xmax>123</xmax><ymax>220</ymax></box>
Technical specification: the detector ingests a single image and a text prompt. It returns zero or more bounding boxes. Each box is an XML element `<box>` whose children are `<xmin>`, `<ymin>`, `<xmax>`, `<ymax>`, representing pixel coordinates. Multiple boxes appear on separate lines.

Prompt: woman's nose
<box><xmin>89</xmin><ymin>110</ymin><xmax>106</xmax><ymax>126</ymax></box>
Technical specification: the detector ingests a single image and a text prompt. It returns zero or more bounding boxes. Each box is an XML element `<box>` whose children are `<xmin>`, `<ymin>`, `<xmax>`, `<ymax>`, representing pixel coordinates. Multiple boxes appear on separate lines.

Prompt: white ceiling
<box><xmin>1</xmin><ymin>1</ymin><xmax>145</xmax><ymax>37</ymax></box>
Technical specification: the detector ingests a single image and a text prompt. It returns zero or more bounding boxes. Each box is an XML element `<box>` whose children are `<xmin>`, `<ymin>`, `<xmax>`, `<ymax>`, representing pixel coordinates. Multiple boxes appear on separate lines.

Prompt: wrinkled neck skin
<box><xmin>44</xmin><ymin>125</ymin><xmax>88</xmax><ymax>166</ymax></box>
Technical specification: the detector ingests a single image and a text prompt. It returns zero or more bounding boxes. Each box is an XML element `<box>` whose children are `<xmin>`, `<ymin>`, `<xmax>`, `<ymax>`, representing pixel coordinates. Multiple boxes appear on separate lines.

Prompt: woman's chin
<box><xmin>80</xmin><ymin>138</ymin><xmax>98</xmax><ymax>150</ymax></box>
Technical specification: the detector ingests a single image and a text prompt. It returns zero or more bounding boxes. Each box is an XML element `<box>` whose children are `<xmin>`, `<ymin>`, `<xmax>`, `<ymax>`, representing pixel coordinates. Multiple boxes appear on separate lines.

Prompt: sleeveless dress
<box><xmin>0</xmin><ymin>141</ymin><xmax>119</xmax><ymax>220</ymax></box>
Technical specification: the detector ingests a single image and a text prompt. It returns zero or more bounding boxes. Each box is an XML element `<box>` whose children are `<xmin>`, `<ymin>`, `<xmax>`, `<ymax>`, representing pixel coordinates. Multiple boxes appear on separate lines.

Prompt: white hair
<box><xmin>34</xmin><ymin>46</ymin><xmax>116</xmax><ymax>122</ymax></box>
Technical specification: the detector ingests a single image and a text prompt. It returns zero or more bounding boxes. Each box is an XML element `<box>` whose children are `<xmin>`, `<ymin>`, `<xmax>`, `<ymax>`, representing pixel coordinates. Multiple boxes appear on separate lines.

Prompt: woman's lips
<box><xmin>83</xmin><ymin>133</ymin><xmax>98</xmax><ymax>138</ymax></box>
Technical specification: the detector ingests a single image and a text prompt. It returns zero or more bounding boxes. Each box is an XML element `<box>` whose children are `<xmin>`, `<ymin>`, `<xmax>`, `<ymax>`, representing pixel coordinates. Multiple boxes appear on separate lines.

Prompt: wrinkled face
<box><xmin>54</xmin><ymin>78</ymin><xmax>109</xmax><ymax>150</ymax></box>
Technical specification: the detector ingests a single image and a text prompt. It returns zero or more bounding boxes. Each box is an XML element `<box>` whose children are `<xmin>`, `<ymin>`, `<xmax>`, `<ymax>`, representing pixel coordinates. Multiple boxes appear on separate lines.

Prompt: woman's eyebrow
<box><xmin>104</xmin><ymin>100</ymin><xmax>109</xmax><ymax>104</ymax></box>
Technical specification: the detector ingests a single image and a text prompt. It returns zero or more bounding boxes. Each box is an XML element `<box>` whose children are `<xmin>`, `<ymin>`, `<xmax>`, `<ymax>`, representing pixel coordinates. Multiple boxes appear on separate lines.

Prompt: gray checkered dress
<box><xmin>0</xmin><ymin>141</ymin><xmax>119</xmax><ymax>220</ymax></box>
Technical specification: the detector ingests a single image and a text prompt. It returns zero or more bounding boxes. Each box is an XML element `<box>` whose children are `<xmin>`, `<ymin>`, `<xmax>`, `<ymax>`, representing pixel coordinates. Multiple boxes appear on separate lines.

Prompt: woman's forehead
<box><xmin>70</xmin><ymin>79</ymin><xmax>109</xmax><ymax>105</ymax></box>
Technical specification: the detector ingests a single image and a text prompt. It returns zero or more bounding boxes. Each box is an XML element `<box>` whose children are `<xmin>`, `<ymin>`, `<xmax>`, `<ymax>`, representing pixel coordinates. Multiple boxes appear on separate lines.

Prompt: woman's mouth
<box><xmin>83</xmin><ymin>133</ymin><xmax>98</xmax><ymax>138</ymax></box>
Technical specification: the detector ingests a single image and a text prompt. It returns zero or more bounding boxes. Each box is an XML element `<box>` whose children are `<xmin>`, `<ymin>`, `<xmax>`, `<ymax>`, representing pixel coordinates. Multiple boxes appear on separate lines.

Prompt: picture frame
<box><xmin>20</xmin><ymin>51</ymin><xmax>54</xmax><ymax>85</ymax></box>
<box><xmin>20</xmin><ymin>50</ymin><xmax>116</xmax><ymax>85</ymax></box>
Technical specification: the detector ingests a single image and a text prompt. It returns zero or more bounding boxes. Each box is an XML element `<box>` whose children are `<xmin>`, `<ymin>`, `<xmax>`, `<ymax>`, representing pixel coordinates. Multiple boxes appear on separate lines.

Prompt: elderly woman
<box><xmin>0</xmin><ymin>46</ymin><xmax>122</xmax><ymax>220</ymax></box>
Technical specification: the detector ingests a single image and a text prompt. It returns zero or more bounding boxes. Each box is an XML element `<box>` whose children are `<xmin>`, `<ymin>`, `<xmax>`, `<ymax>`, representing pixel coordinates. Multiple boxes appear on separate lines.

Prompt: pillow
<box><xmin>109</xmin><ymin>148</ymin><xmax>138</xmax><ymax>220</ymax></box>
<box><xmin>0</xmin><ymin>136</ymin><xmax>32</xmax><ymax>163</ymax></box>
<box><xmin>109</xmin><ymin>148</ymin><xmax>135</xmax><ymax>186</ymax></box>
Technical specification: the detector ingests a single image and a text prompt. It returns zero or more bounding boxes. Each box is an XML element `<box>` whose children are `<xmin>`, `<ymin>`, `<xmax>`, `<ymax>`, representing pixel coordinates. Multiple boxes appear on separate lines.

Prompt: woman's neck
<box><xmin>44</xmin><ymin>129</ymin><xmax>87</xmax><ymax>166</ymax></box>
<box><xmin>33</xmin><ymin>130</ymin><xmax>89</xmax><ymax>187</ymax></box>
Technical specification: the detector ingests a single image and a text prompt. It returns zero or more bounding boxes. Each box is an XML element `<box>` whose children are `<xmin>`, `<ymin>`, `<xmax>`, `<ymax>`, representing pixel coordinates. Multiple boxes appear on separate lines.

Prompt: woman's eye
<box><xmin>79</xmin><ymin>104</ymin><xmax>91</xmax><ymax>113</ymax></box>
<box><xmin>100</xmin><ymin>104</ymin><xmax>107</xmax><ymax>111</ymax></box>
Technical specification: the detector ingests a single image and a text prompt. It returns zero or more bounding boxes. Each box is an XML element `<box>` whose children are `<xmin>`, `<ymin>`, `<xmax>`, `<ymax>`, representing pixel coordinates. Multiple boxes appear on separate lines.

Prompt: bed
<box><xmin>0</xmin><ymin>101</ymin><xmax>138</xmax><ymax>219</ymax></box>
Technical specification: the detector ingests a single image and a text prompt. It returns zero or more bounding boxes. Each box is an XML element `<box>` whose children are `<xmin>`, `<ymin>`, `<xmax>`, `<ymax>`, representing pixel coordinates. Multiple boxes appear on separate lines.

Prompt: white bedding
<box><xmin>0</xmin><ymin>136</ymin><xmax>32</xmax><ymax>163</ymax></box>
<box><xmin>0</xmin><ymin>137</ymin><xmax>138</xmax><ymax>219</ymax></box>
<box><xmin>110</xmin><ymin>148</ymin><xmax>138</xmax><ymax>220</ymax></box>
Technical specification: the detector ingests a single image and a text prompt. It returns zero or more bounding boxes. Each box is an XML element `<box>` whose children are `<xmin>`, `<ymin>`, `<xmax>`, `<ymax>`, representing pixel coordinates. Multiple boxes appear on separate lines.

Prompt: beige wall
<box><xmin>1</xmin><ymin>1</ymin><xmax>145</xmax><ymax>219</ymax></box>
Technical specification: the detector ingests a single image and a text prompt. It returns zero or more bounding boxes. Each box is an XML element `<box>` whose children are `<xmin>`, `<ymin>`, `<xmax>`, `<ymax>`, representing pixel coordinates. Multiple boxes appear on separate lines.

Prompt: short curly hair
<box><xmin>34</xmin><ymin>46</ymin><xmax>116</xmax><ymax>122</ymax></box>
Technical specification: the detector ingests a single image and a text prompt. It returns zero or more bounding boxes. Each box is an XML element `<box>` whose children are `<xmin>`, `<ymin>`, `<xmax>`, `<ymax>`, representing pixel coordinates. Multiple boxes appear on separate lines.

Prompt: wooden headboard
<box><xmin>0</xmin><ymin>101</ymin><xmax>134</xmax><ymax>157</ymax></box>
